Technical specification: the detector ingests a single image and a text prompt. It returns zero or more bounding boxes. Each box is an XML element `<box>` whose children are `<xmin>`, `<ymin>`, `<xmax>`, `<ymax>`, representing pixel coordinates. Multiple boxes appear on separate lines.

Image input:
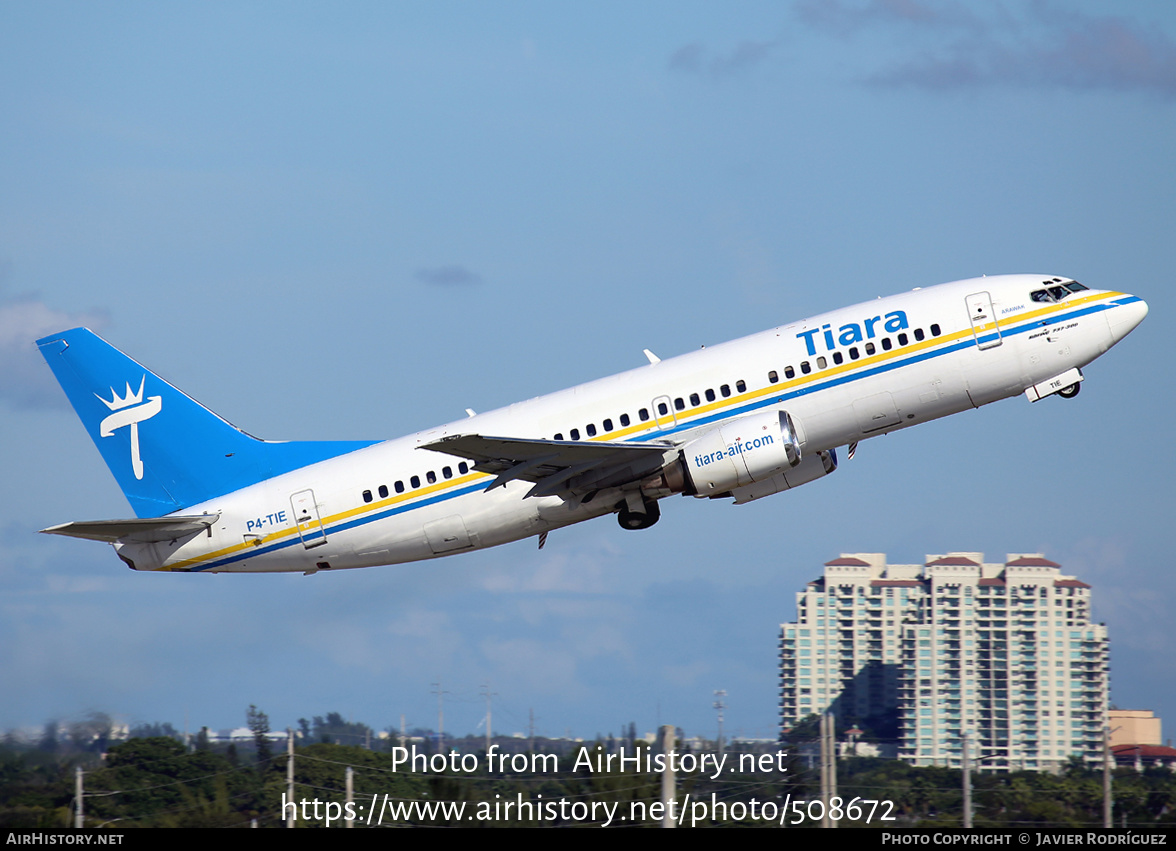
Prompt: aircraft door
<box><xmin>966</xmin><ymin>292</ymin><xmax>1003</xmax><ymax>350</ymax></box>
<box><xmin>290</xmin><ymin>489</ymin><xmax>327</xmax><ymax>548</ymax></box>
<box><xmin>651</xmin><ymin>395</ymin><xmax>677</xmax><ymax>431</ymax></box>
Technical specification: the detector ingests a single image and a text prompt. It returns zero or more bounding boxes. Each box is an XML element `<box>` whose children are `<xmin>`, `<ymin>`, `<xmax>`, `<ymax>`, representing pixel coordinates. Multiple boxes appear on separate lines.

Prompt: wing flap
<box><xmin>420</xmin><ymin>434</ymin><xmax>675</xmax><ymax>496</ymax></box>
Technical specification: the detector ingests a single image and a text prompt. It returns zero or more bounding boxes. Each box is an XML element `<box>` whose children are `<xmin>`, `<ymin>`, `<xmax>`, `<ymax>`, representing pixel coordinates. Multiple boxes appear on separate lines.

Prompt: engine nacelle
<box><xmin>727</xmin><ymin>448</ymin><xmax>837</xmax><ymax>504</ymax></box>
<box><xmin>681</xmin><ymin>409</ymin><xmax>801</xmax><ymax>497</ymax></box>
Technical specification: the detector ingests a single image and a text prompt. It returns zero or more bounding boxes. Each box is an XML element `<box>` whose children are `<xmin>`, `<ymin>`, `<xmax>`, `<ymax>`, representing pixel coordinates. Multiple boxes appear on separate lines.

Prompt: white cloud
<box><xmin>477</xmin><ymin>541</ymin><xmax>619</xmax><ymax>594</ymax></box>
<box><xmin>801</xmin><ymin>1</ymin><xmax>1176</xmax><ymax>96</ymax></box>
<box><xmin>479</xmin><ymin>637</ymin><xmax>585</xmax><ymax>696</ymax></box>
<box><xmin>668</xmin><ymin>38</ymin><xmax>782</xmax><ymax>78</ymax></box>
<box><xmin>795</xmin><ymin>0</ymin><xmax>980</xmax><ymax>37</ymax></box>
<box><xmin>0</xmin><ymin>297</ymin><xmax>107</xmax><ymax>409</ymax></box>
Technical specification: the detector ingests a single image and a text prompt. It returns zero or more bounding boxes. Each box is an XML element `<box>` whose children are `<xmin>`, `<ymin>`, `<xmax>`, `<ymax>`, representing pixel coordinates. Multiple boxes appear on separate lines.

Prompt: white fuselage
<box><xmin>117</xmin><ymin>275</ymin><xmax>1147</xmax><ymax>573</ymax></box>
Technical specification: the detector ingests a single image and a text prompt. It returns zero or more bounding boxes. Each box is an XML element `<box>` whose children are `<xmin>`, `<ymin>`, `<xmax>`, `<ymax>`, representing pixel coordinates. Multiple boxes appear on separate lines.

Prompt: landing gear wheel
<box><xmin>1058</xmin><ymin>383</ymin><xmax>1081</xmax><ymax>399</ymax></box>
<box><xmin>617</xmin><ymin>498</ymin><xmax>661</xmax><ymax>530</ymax></box>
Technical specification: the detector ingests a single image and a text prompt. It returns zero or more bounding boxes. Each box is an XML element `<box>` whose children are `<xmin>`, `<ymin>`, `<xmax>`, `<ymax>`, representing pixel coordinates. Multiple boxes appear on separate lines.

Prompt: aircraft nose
<box><xmin>1107</xmin><ymin>296</ymin><xmax>1148</xmax><ymax>345</ymax></box>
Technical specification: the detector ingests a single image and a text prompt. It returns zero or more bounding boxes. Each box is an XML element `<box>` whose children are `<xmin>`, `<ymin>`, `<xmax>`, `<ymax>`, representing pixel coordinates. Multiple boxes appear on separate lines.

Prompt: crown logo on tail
<box><xmin>96</xmin><ymin>376</ymin><xmax>162</xmax><ymax>480</ymax></box>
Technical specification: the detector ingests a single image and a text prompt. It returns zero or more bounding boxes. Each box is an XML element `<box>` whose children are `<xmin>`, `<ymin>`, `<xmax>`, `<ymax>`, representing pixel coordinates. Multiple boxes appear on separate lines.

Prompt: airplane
<box><xmin>37</xmin><ymin>274</ymin><xmax>1146</xmax><ymax>575</ymax></box>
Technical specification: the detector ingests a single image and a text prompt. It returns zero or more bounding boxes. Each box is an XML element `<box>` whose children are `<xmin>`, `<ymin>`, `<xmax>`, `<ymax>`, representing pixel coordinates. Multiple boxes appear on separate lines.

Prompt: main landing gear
<box><xmin>617</xmin><ymin>494</ymin><xmax>661</xmax><ymax>530</ymax></box>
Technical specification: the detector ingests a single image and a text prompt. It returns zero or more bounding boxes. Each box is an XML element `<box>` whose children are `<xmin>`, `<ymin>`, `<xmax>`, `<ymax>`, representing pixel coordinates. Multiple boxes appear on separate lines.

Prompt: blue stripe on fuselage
<box><xmin>186</xmin><ymin>297</ymin><xmax>1122</xmax><ymax>572</ymax></box>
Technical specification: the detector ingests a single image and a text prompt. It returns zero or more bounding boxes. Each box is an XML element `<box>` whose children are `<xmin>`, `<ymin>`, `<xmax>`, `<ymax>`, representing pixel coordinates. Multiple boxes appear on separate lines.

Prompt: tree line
<box><xmin>2</xmin><ymin>709</ymin><xmax>1173</xmax><ymax>828</ymax></box>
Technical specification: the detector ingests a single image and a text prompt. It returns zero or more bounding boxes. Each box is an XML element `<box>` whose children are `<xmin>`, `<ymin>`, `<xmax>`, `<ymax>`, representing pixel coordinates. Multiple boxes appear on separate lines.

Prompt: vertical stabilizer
<box><xmin>37</xmin><ymin>328</ymin><xmax>376</xmax><ymax>518</ymax></box>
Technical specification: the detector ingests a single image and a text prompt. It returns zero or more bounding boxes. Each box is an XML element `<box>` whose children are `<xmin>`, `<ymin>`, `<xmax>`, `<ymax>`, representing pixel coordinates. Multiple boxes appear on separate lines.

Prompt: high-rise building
<box><xmin>778</xmin><ymin>553</ymin><xmax>1108</xmax><ymax>772</ymax></box>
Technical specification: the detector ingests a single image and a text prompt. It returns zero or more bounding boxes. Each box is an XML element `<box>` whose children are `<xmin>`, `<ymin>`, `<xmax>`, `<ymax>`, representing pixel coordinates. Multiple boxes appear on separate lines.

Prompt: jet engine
<box><xmin>725</xmin><ymin>448</ymin><xmax>837</xmax><ymax>504</ymax></box>
<box><xmin>678</xmin><ymin>409</ymin><xmax>802</xmax><ymax>496</ymax></box>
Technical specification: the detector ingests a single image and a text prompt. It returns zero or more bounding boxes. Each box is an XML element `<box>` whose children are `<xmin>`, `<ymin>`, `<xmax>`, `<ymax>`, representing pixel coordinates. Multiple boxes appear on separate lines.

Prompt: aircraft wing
<box><xmin>40</xmin><ymin>514</ymin><xmax>221</xmax><ymax>544</ymax></box>
<box><xmin>420</xmin><ymin>434</ymin><xmax>676</xmax><ymax>498</ymax></box>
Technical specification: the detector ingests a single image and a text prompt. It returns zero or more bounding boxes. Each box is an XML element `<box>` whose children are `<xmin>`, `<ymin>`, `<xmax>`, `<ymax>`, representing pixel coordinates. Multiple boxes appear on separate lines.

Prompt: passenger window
<box><xmin>443</xmin><ymin>466</ymin><xmax>452</xmax><ymax>479</ymax></box>
<box><xmin>897</xmin><ymin>333</ymin><xmax>909</xmax><ymax>346</ymax></box>
<box><xmin>620</xmin><ymin>413</ymin><xmax>630</xmax><ymax>427</ymax></box>
<box><xmin>849</xmin><ymin>347</ymin><xmax>860</xmax><ymax>360</ymax></box>
<box><xmin>411</xmin><ymin>475</ymin><xmax>420</xmax><ymax>489</ymax></box>
<box><xmin>603</xmin><ymin>418</ymin><xmax>613</xmax><ymax>432</ymax></box>
<box><xmin>362</xmin><ymin>490</ymin><xmax>373</xmax><ymax>503</ymax></box>
<box><xmin>736</xmin><ymin>380</ymin><xmax>746</xmax><ymax>392</ymax></box>
<box><xmin>639</xmin><ymin>408</ymin><xmax>650</xmax><ymax>421</ymax></box>
<box><xmin>817</xmin><ymin>356</ymin><xmax>827</xmax><ymax>369</ymax></box>
<box><xmin>768</xmin><ymin>370</ymin><xmax>779</xmax><ymax>383</ymax></box>
<box><xmin>458</xmin><ymin>462</ymin><xmax>469</xmax><ymax>475</ymax></box>
<box><xmin>882</xmin><ymin>338</ymin><xmax>892</xmax><ymax>351</ymax></box>
<box><xmin>427</xmin><ymin>471</ymin><xmax>437</xmax><ymax>484</ymax></box>
<box><xmin>914</xmin><ymin>328</ymin><xmax>925</xmax><ymax>342</ymax></box>
<box><xmin>705</xmin><ymin>388</ymin><xmax>715</xmax><ymax>402</ymax></box>
<box><xmin>784</xmin><ymin>366</ymin><xmax>795</xmax><ymax>379</ymax></box>
<box><xmin>674</xmin><ymin>397</ymin><xmax>685</xmax><ymax>411</ymax></box>
<box><xmin>554</xmin><ymin>433</ymin><xmax>563</xmax><ymax>441</ymax></box>
<box><xmin>690</xmin><ymin>393</ymin><xmax>700</xmax><ymax>406</ymax></box>
<box><xmin>395</xmin><ymin>481</ymin><xmax>405</xmax><ymax>494</ymax></box>
<box><xmin>801</xmin><ymin>361</ymin><xmax>811</xmax><ymax>374</ymax></box>
<box><xmin>864</xmin><ymin>342</ymin><xmax>875</xmax><ymax>355</ymax></box>
<box><xmin>570</xmin><ymin>428</ymin><xmax>580</xmax><ymax>440</ymax></box>
<box><xmin>656</xmin><ymin>402</ymin><xmax>667</xmax><ymax>416</ymax></box>
<box><xmin>832</xmin><ymin>352</ymin><xmax>843</xmax><ymax>365</ymax></box>
<box><xmin>720</xmin><ymin>384</ymin><xmax>731</xmax><ymax>397</ymax></box>
<box><xmin>378</xmin><ymin>485</ymin><xmax>389</xmax><ymax>499</ymax></box>
<box><xmin>930</xmin><ymin>324</ymin><xmax>941</xmax><ymax>337</ymax></box>
<box><xmin>586</xmin><ymin>423</ymin><xmax>597</xmax><ymax>437</ymax></box>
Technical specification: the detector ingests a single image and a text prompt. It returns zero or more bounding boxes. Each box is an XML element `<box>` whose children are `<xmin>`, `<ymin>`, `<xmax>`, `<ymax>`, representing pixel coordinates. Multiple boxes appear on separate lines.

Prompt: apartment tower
<box><xmin>778</xmin><ymin>553</ymin><xmax>1108</xmax><ymax>771</ymax></box>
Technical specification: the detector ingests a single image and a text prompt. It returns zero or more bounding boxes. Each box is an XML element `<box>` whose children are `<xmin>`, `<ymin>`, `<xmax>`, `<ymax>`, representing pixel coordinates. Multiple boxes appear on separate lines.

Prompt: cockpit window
<box><xmin>1033</xmin><ymin>281</ymin><xmax>1089</xmax><ymax>304</ymax></box>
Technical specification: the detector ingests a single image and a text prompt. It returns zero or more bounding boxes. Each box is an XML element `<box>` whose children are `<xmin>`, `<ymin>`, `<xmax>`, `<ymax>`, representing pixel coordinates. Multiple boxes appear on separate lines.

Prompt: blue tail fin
<box><xmin>37</xmin><ymin>328</ymin><xmax>377</xmax><ymax>518</ymax></box>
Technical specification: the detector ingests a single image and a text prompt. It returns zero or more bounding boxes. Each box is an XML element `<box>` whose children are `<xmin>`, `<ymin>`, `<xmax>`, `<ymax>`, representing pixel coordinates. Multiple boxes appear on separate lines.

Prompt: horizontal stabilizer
<box><xmin>40</xmin><ymin>514</ymin><xmax>220</xmax><ymax>543</ymax></box>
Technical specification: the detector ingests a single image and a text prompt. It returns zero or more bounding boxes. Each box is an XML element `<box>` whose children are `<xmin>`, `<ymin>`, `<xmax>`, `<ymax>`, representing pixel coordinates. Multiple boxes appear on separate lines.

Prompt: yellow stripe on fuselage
<box><xmin>157</xmin><ymin>470</ymin><xmax>488</xmax><ymax>571</ymax></box>
<box><xmin>157</xmin><ymin>291</ymin><xmax>1119</xmax><ymax>571</ymax></box>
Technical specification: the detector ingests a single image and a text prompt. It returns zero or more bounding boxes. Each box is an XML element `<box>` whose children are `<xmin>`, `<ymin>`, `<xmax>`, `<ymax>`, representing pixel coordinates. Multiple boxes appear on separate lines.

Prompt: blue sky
<box><xmin>2</xmin><ymin>1</ymin><xmax>1174</xmax><ymax>744</ymax></box>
